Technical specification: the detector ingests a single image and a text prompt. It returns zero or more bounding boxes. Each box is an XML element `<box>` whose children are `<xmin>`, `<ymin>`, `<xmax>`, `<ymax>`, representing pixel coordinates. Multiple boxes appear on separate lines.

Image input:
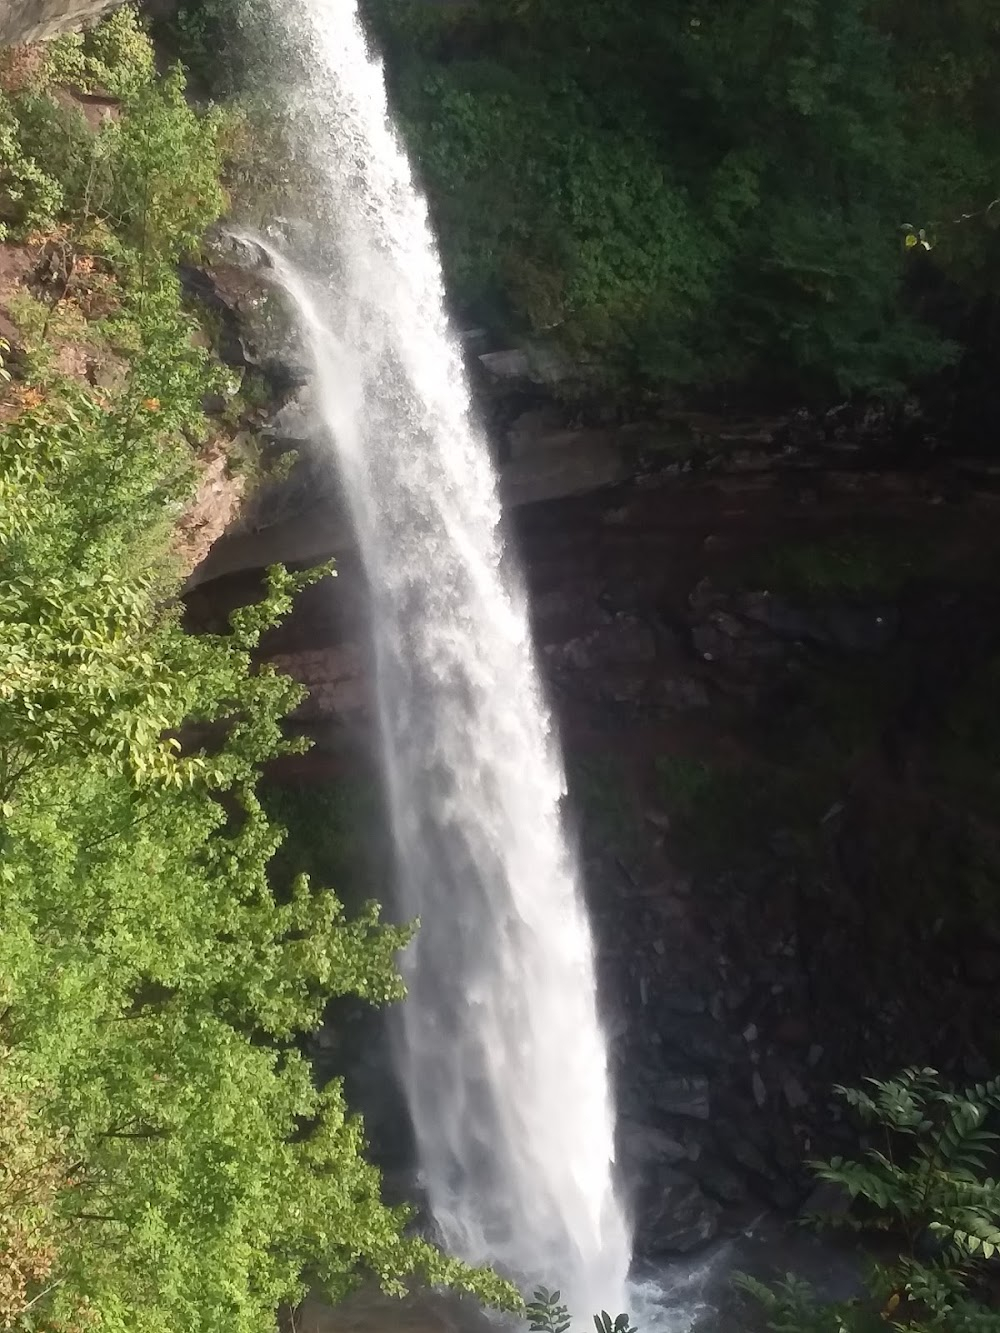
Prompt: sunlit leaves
<box><xmin>2</xmin><ymin>6</ymin><xmax>225</xmax><ymax>256</ymax></box>
<box><xmin>0</xmin><ymin>50</ymin><xmax>506</xmax><ymax>1322</ymax></box>
<box><xmin>0</xmin><ymin>394</ymin><xmax>502</xmax><ymax>1327</ymax></box>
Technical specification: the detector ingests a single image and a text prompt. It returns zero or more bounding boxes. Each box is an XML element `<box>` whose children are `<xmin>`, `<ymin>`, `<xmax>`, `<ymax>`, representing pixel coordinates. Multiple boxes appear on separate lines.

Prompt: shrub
<box><xmin>0</xmin><ymin>10</ymin><xmax>225</xmax><ymax>256</ymax></box>
<box><xmin>739</xmin><ymin>1068</ymin><xmax>1000</xmax><ymax>1333</ymax></box>
<box><xmin>0</xmin><ymin>88</ymin><xmax>66</xmax><ymax>236</ymax></box>
<box><xmin>97</xmin><ymin>67</ymin><xmax>226</xmax><ymax>260</ymax></box>
<box><xmin>369</xmin><ymin>0</ymin><xmax>995</xmax><ymax>398</ymax></box>
<box><xmin>44</xmin><ymin>5</ymin><xmax>156</xmax><ymax>101</ymax></box>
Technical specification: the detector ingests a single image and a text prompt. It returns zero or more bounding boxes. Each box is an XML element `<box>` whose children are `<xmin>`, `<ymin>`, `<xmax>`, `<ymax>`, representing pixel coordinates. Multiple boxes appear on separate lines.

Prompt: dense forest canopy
<box><xmin>153</xmin><ymin>0</ymin><xmax>1000</xmax><ymax>400</ymax></box>
<box><xmin>355</xmin><ymin>0</ymin><xmax>1000</xmax><ymax>399</ymax></box>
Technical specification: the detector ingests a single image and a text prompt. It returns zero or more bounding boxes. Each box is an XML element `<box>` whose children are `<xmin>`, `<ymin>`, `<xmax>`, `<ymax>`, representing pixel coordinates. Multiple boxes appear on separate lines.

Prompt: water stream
<box><xmin>241</xmin><ymin>0</ymin><xmax>631</xmax><ymax>1316</ymax></box>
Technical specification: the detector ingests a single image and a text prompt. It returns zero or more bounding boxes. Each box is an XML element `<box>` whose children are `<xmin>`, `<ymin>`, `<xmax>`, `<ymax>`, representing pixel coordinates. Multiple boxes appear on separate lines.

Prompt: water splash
<box><xmin>240</xmin><ymin>0</ymin><xmax>631</xmax><ymax>1315</ymax></box>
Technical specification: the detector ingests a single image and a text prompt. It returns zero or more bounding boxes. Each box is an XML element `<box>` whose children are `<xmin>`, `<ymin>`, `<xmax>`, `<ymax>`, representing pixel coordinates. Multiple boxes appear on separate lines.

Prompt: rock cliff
<box><xmin>0</xmin><ymin>0</ymin><xmax>120</xmax><ymax>45</ymax></box>
<box><xmin>187</xmin><ymin>386</ymin><xmax>1000</xmax><ymax>1254</ymax></box>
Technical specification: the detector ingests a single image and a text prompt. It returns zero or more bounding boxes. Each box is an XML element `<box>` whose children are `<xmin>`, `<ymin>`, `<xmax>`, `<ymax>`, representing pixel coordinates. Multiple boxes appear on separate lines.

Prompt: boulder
<box><xmin>691</xmin><ymin>1154</ymin><xmax>750</xmax><ymax>1205</ymax></box>
<box><xmin>691</xmin><ymin>615</ymin><xmax>783</xmax><ymax>665</ymax></box>
<box><xmin>650</xmin><ymin>1074</ymin><xmax>712</xmax><ymax>1121</ymax></box>
<box><xmin>507</xmin><ymin>405</ymin><xmax>581</xmax><ymax>460</ymax></box>
<box><xmin>740</xmin><ymin>590</ymin><xmax>897</xmax><ymax>653</ymax></box>
<box><xmin>500</xmin><ymin>431</ymin><xmax>629</xmax><ymax>506</ymax></box>
<box><xmin>479</xmin><ymin>343</ymin><xmax>577</xmax><ymax>386</ymax></box>
<box><xmin>689</xmin><ymin>577</ymin><xmax>725</xmax><ymax>618</ymax></box>
<box><xmin>752</xmin><ymin>1071</ymin><xmax>767</xmax><ymax>1107</ymax></box>
<box><xmin>634</xmin><ymin>1169</ymin><xmax>722</xmax><ymax>1256</ymax></box>
<box><xmin>782</xmin><ymin>1074</ymin><xmax>810</xmax><ymax>1110</ymax></box>
<box><xmin>651</xmin><ymin>675</ymin><xmax>711</xmax><ymax>712</ymax></box>
<box><xmin>547</xmin><ymin>616</ymin><xmax>656</xmax><ymax>672</ymax></box>
<box><xmin>180</xmin><ymin>255</ymin><xmax>308</xmax><ymax>385</ymax></box>
<box><xmin>266</xmin><ymin>384</ymin><xmax>318</xmax><ymax>445</ymax></box>
<box><xmin>718</xmin><ymin>1125</ymin><xmax>776</xmax><ymax>1181</ymax></box>
<box><xmin>478</xmin><ymin>348</ymin><xmax>532</xmax><ymax>380</ymax></box>
<box><xmin>800</xmin><ymin>1179</ymin><xmax>853</xmax><ymax>1221</ymax></box>
<box><xmin>660</xmin><ymin>1015</ymin><xmax>742</xmax><ymax>1068</ymax></box>
<box><xmin>659</xmin><ymin>988</ymin><xmax>708</xmax><ymax>1017</ymax></box>
<box><xmin>618</xmin><ymin>1118</ymin><xmax>688</xmax><ymax>1170</ymax></box>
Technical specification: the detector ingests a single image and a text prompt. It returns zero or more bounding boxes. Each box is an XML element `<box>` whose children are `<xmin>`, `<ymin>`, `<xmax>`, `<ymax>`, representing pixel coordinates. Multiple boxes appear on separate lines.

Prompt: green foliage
<box><xmin>526</xmin><ymin>1288</ymin><xmax>636</xmax><ymax>1333</ymax></box>
<box><xmin>739</xmin><ymin>1068</ymin><xmax>1000</xmax><ymax>1333</ymax></box>
<box><xmin>527</xmin><ymin>1287</ymin><xmax>572</xmax><ymax>1333</ymax></box>
<box><xmin>822</xmin><ymin>1070</ymin><xmax>1000</xmax><ymax>1253</ymax></box>
<box><xmin>653</xmin><ymin>753</ymin><xmax>832</xmax><ymax>874</ymax></box>
<box><xmin>593</xmin><ymin>1311</ymin><xmax>637</xmax><ymax>1333</ymax></box>
<box><xmin>1</xmin><ymin>349</ymin><xmax>427</xmax><ymax>1328</ymax></box>
<box><xmin>397</xmin><ymin>64</ymin><xmax>719</xmax><ymax>382</ymax></box>
<box><xmin>0</xmin><ymin>1061</ymin><xmax>64</xmax><ymax>1328</ymax></box>
<box><xmin>263</xmin><ymin>778</ymin><xmax>385</xmax><ymax>911</ymax></box>
<box><xmin>44</xmin><ymin>5</ymin><xmax>156</xmax><ymax>101</ymax></box>
<box><xmin>153</xmin><ymin>0</ymin><xmax>296</xmax><ymax>108</ymax></box>
<box><xmin>0</xmin><ymin>8</ymin><xmax>225</xmax><ymax>255</ymax></box>
<box><xmin>99</xmin><ymin>68</ymin><xmax>226</xmax><ymax>260</ymax></box>
<box><xmin>151</xmin><ymin>0</ymin><xmax>251</xmax><ymax>96</ymax></box>
<box><xmin>0</xmin><ymin>12</ymin><xmax>519</xmax><ymax>1329</ymax></box>
<box><xmin>364</xmin><ymin>0</ymin><xmax>1000</xmax><ymax>396</ymax></box>
<box><xmin>0</xmin><ymin>88</ymin><xmax>67</xmax><ymax>236</ymax></box>
<box><xmin>0</xmin><ymin>301</ymin><xmax>514</xmax><ymax>1333</ymax></box>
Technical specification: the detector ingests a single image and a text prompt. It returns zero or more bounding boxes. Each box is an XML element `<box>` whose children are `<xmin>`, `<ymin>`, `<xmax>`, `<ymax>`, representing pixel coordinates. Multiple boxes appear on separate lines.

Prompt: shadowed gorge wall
<box><xmin>186</xmin><ymin>422</ymin><xmax>1000</xmax><ymax>1258</ymax></box>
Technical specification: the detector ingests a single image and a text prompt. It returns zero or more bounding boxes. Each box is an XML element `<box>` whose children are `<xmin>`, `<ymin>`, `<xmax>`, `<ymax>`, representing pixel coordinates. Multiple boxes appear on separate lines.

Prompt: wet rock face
<box><xmin>171</xmin><ymin>443</ymin><xmax>246</xmax><ymax>580</ymax></box>
<box><xmin>187</xmin><ymin>284</ymin><xmax>838</xmax><ymax>588</ymax></box>
<box><xmin>0</xmin><ymin>0</ymin><xmax>120</xmax><ymax>45</ymax></box>
<box><xmin>634</xmin><ymin>1169</ymin><xmax>722</xmax><ymax>1256</ymax></box>
<box><xmin>180</xmin><ymin>258</ymin><xmax>309</xmax><ymax>390</ymax></box>
<box><xmin>188</xmin><ymin>440</ymin><xmax>1000</xmax><ymax>1255</ymax></box>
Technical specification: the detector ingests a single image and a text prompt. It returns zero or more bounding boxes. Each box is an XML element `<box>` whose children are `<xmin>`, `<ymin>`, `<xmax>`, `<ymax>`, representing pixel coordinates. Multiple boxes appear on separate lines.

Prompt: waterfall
<box><xmin>242</xmin><ymin>0</ymin><xmax>631</xmax><ymax>1315</ymax></box>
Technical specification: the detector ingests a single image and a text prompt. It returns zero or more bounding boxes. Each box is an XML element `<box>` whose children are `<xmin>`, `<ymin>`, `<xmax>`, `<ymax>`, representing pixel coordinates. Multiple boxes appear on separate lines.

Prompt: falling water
<box><xmin>242</xmin><ymin>0</ymin><xmax>631</xmax><ymax>1315</ymax></box>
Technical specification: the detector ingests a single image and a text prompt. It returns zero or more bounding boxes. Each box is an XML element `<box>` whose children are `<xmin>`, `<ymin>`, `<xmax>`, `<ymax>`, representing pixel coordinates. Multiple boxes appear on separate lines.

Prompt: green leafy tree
<box><xmin>0</xmin><ymin>12</ymin><xmax>517</xmax><ymax>1328</ymax></box>
<box><xmin>0</xmin><ymin>367</ymin><xmax>515</xmax><ymax>1331</ymax></box>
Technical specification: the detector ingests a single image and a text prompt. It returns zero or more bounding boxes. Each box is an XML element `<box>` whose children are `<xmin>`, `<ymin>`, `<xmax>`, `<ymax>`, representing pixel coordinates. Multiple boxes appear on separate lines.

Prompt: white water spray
<box><xmin>244</xmin><ymin>0</ymin><xmax>631</xmax><ymax>1314</ymax></box>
